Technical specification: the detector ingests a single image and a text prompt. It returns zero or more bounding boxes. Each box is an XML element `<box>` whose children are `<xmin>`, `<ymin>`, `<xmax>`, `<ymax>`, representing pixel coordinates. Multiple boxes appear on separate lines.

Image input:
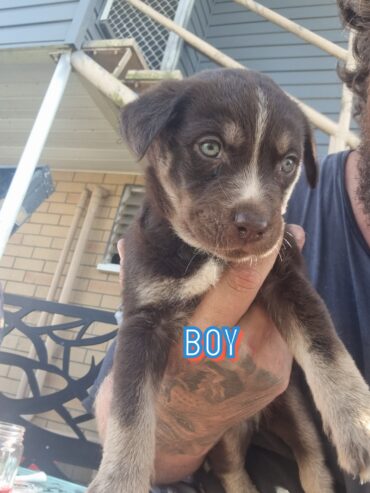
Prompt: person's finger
<box><xmin>286</xmin><ymin>224</ymin><xmax>305</xmax><ymax>251</ymax></box>
<box><xmin>117</xmin><ymin>239</ymin><xmax>125</xmax><ymax>262</ymax></box>
<box><xmin>189</xmin><ymin>240</ymin><xmax>281</xmax><ymax>330</ymax></box>
<box><xmin>117</xmin><ymin>239</ymin><xmax>125</xmax><ymax>288</ymax></box>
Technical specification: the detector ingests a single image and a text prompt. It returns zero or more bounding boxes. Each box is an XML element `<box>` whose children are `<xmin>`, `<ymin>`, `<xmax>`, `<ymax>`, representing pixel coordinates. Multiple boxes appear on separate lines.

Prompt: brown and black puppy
<box><xmin>87</xmin><ymin>69</ymin><xmax>370</xmax><ymax>493</ymax></box>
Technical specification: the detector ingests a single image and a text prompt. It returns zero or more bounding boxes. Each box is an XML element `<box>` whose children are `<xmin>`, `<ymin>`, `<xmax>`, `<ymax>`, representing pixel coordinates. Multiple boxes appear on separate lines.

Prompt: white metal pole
<box><xmin>0</xmin><ymin>52</ymin><xmax>72</xmax><ymax>261</ymax></box>
<box><xmin>233</xmin><ymin>0</ymin><xmax>348</xmax><ymax>61</ymax></box>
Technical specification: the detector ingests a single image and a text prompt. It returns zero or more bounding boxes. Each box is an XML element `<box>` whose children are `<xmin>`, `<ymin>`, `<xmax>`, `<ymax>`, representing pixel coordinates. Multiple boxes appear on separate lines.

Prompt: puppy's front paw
<box><xmin>86</xmin><ymin>477</ymin><xmax>112</xmax><ymax>493</ymax></box>
<box><xmin>87</xmin><ymin>475</ymin><xmax>126</xmax><ymax>493</ymax></box>
<box><xmin>87</xmin><ymin>470</ymin><xmax>150</xmax><ymax>493</ymax></box>
<box><xmin>327</xmin><ymin>402</ymin><xmax>370</xmax><ymax>484</ymax></box>
<box><xmin>86</xmin><ymin>479</ymin><xmax>102</xmax><ymax>493</ymax></box>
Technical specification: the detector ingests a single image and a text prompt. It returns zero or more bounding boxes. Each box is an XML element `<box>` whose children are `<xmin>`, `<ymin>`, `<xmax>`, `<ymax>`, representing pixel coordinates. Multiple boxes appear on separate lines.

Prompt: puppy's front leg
<box><xmin>87</xmin><ymin>312</ymin><xmax>174</xmax><ymax>493</ymax></box>
<box><xmin>261</xmin><ymin>257</ymin><xmax>370</xmax><ymax>483</ymax></box>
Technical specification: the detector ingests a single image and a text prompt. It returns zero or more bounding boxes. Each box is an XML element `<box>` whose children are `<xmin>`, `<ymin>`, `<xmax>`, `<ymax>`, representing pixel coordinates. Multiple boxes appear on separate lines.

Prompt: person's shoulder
<box><xmin>297</xmin><ymin>150</ymin><xmax>348</xmax><ymax>196</ymax></box>
<box><xmin>285</xmin><ymin>150</ymin><xmax>349</xmax><ymax>225</ymax></box>
<box><xmin>318</xmin><ymin>150</ymin><xmax>349</xmax><ymax>180</ymax></box>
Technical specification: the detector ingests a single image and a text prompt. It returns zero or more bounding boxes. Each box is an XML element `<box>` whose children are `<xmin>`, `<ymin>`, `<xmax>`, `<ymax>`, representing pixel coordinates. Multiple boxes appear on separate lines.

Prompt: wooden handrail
<box><xmin>71</xmin><ymin>50</ymin><xmax>137</xmax><ymax>105</ymax></box>
<box><xmin>233</xmin><ymin>0</ymin><xmax>348</xmax><ymax>62</ymax></box>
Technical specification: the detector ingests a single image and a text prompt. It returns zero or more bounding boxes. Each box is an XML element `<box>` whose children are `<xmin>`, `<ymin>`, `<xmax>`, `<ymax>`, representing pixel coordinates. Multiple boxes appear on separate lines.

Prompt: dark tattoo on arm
<box><xmin>156</xmin><ymin>356</ymin><xmax>279</xmax><ymax>455</ymax></box>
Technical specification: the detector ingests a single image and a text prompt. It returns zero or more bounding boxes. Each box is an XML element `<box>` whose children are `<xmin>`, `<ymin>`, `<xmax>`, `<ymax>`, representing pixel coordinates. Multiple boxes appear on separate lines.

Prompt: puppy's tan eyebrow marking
<box><xmin>276</xmin><ymin>132</ymin><xmax>294</xmax><ymax>155</ymax></box>
<box><xmin>223</xmin><ymin>122</ymin><xmax>244</xmax><ymax>146</ymax></box>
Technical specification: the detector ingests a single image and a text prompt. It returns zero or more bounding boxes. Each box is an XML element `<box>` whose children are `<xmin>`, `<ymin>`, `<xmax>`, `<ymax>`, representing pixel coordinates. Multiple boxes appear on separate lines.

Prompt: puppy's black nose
<box><xmin>233</xmin><ymin>211</ymin><xmax>268</xmax><ymax>241</ymax></box>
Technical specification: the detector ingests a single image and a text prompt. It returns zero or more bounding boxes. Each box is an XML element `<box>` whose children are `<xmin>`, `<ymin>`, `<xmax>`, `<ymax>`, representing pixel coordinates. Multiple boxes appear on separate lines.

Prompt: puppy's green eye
<box><xmin>199</xmin><ymin>140</ymin><xmax>221</xmax><ymax>158</ymax></box>
<box><xmin>281</xmin><ymin>156</ymin><xmax>297</xmax><ymax>174</ymax></box>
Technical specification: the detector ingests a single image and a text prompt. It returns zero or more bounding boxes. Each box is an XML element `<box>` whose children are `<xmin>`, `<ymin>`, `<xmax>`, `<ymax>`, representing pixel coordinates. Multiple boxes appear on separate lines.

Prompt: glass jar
<box><xmin>0</xmin><ymin>421</ymin><xmax>25</xmax><ymax>492</ymax></box>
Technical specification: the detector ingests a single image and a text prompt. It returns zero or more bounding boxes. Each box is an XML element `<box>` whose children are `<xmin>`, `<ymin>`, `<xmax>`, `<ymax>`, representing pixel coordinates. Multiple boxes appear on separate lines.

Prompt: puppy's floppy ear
<box><xmin>120</xmin><ymin>80</ymin><xmax>187</xmax><ymax>159</ymax></box>
<box><xmin>303</xmin><ymin>120</ymin><xmax>319</xmax><ymax>188</ymax></box>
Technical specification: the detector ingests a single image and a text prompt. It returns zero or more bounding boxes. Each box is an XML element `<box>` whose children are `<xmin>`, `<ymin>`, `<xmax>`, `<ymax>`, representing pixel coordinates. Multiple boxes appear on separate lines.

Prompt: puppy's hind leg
<box><xmin>209</xmin><ymin>421</ymin><xmax>260</xmax><ymax>493</ymax></box>
<box><xmin>87</xmin><ymin>313</ymin><xmax>173</xmax><ymax>493</ymax></box>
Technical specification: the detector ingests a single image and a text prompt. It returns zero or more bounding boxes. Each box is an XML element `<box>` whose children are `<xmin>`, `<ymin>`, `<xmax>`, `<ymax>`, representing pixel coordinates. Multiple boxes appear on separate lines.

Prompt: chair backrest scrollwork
<box><xmin>0</xmin><ymin>293</ymin><xmax>118</xmax><ymax>481</ymax></box>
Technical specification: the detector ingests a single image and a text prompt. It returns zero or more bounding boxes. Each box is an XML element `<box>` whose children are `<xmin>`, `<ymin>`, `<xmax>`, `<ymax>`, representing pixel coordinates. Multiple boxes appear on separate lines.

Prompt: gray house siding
<box><xmin>83</xmin><ymin>0</ymin><xmax>105</xmax><ymax>42</ymax></box>
<box><xmin>0</xmin><ymin>0</ymin><xmax>105</xmax><ymax>49</ymax></box>
<box><xmin>178</xmin><ymin>0</ymin><xmax>350</xmax><ymax>157</ymax></box>
<box><xmin>178</xmin><ymin>0</ymin><xmax>214</xmax><ymax>77</ymax></box>
<box><xmin>0</xmin><ymin>1</ymin><xmax>80</xmax><ymax>47</ymax></box>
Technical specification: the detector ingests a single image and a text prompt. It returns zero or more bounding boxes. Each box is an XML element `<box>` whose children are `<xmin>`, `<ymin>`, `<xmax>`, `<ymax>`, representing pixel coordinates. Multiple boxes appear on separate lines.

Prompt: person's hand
<box><xmin>154</xmin><ymin>224</ymin><xmax>304</xmax><ymax>483</ymax></box>
<box><xmin>96</xmin><ymin>226</ymin><xmax>305</xmax><ymax>484</ymax></box>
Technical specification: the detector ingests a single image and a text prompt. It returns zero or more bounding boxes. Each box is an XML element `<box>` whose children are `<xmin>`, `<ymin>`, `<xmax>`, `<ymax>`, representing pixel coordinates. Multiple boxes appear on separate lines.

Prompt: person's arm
<box><xmin>96</xmin><ymin>226</ymin><xmax>304</xmax><ymax>485</ymax></box>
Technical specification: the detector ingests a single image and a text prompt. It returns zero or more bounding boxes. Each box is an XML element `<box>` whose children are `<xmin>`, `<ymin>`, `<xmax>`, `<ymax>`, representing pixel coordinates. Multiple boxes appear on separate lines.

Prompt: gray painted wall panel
<box><xmin>83</xmin><ymin>0</ymin><xmax>105</xmax><ymax>43</ymax></box>
<box><xmin>0</xmin><ymin>3</ymin><xmax>78</xmax><ymax>27</ymax></box>
<box><xmin>214</xmin><ymin>3</ymin><xmax>338</xmax><ymax>16</ymax></box>
<box><xmin>207</xmin><ymin>30</ymin><xmax>347</xmax><ymax>48</ymax></box>
<box><xmin>0</xmin><ymin>0</ymin><xmax>66</xmax><ymax>8</ymax></box>
<box><xmin>0</xmin><ymin>0</ymin><xmax>106</xmax><ymax>48</ymax></box>
<box><xmin>0</xmin><ymin>0</ymin><xmax>79</xmax><ymax>47</ymax></box>
<box><xmin>0</xmin><ymin>22</ymin><xmax>72</xmax><ymax>46</ymax></box>
<box><xmin>207</xmin><ymin>17</ymin><xmax>342</xmax><ymax>35</ymax></box>
<box><xmin>216</xmin><ymin>0</ymin><xmax>336</xmax><ymax>7</ymax></box>
<box><xmin>178</xmin><ymin>0</ymin><xmax>215</xmax><ymax>76</ymax></box>
<box><xmin>178</xmin><ymin>0</ymin><xmax>349</xmax><ymax>157</ymax></box>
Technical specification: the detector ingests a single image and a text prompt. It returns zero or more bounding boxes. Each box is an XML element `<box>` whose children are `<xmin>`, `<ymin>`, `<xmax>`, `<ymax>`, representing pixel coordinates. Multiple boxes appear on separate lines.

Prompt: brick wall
<box><xmin>0</xmin><ymin>169</ymin><xmax>145</xmax><ymax>447</ymax></box>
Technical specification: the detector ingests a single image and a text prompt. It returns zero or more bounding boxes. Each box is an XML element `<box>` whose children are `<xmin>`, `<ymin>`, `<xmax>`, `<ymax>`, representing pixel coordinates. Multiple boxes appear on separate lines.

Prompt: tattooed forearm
<box><xmin>155</xmin><ymin>354</ymin><xmax>280</xmax><ymax>456</ymax></box>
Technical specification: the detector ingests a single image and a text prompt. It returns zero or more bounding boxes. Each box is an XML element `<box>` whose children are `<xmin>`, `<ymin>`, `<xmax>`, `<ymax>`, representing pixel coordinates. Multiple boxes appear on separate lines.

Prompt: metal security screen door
<box><xmin>100</xmin><ymin>0</ymin><xmax>180</xmax><ymax>69</ymax></box>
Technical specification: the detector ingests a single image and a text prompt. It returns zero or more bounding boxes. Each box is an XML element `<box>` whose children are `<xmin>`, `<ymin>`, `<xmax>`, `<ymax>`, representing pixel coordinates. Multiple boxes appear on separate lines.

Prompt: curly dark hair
<box><xmin>337</xmin><ymin>0</ymin><xmax>370</xmax><ymax>118</ymax></box>
<box><xmin>338</xmin><ymin>1</ymin><xmax>370</xmax><ymax>217</ymax></box>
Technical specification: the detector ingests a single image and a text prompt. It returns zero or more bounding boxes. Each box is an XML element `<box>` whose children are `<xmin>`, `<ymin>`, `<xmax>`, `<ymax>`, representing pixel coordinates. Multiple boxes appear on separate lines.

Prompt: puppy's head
<box><xmin>121</xmin><ymin>69</ymin><xmax>317</xmax><ymax>261</ymax></box>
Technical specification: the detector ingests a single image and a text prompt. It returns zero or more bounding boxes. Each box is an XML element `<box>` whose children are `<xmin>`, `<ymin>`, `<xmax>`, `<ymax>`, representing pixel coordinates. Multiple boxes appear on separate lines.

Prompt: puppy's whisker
<box><xmin>284</xmin><ymin>238</ymin><xmax>293</xmax><ymax>249</ymax></box>
<box><xmin>184</xmin><ymin>252</ymin><xmax>199</xmax><ymax>275</ymax></box>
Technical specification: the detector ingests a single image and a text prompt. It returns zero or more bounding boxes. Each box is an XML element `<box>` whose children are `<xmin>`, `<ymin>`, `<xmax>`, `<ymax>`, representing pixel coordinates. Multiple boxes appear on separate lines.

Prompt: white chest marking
<box><xmin>137</xmin><ymin>259</ymin><xmax>223</xmax><ymax>306</ymax></box>
<box><xmin>180</xmin><ymin>258</ymin><xmax>222</xmax><ymax>299</ymax></box>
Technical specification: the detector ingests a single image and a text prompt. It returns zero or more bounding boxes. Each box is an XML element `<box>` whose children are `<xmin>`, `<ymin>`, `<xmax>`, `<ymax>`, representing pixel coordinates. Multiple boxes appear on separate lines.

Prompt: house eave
<box><xmin>0</xmin><ymin>45</ymin><xmax>144</xmax><ymax>174</ymax></box>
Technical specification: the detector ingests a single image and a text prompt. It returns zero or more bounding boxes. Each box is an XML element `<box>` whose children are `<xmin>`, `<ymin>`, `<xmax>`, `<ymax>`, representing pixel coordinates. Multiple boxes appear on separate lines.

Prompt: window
<box><xmin>97</xmin><ymin>184</ymin><xmax>145</xmax><ymax>273</ymax></box>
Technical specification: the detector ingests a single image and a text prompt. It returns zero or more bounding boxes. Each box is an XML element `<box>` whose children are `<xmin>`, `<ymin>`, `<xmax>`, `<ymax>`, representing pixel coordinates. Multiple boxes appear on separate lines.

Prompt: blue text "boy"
<box><xmin>182</xmin><ymin>325</ymin><xmax>241</xmax><ymax>360</ymax></box>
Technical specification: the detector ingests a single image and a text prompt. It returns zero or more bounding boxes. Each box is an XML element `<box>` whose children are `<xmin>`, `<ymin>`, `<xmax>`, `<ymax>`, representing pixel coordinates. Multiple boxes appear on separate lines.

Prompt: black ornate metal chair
<box><xmin>0</xmin><ymin>293</ymin><xmax>117</xmax><ymax>482</ymax></box>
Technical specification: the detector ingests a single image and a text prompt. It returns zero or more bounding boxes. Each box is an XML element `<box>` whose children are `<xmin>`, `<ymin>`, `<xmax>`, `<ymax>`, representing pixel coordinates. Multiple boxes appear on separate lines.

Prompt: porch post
<box><xmin>0</xmin><ymin>52</ymin><xmax>72</xmax><ymax>260</ymax></box>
